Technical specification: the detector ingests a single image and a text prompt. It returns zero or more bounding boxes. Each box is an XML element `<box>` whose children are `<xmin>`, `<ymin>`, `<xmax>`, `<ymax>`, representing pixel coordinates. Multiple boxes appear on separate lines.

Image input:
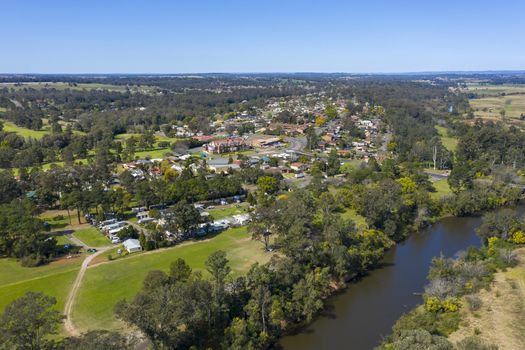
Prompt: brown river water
<box><xmin>279</xmin><ymin>204</ymin><xmax>525</xmax><ymax>350</ymax></box>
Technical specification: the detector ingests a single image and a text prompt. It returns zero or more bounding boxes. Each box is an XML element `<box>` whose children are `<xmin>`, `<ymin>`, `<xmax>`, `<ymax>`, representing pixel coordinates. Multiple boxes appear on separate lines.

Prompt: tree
<box><xmin>477</xmin><ymin>209</ymin><xmax>519</xmax><ymax>243</ymax></box>
<box><xmin>306</xmin><ymin>127</ymin><xmax>318</xmax><ymax>150</ymax></box>
<box><xmin>165</xmin><ymin>201</ymin><xmax>202</xmax><ymax>237</ymax></box>
<box><xmin>61</xmin><ymin>330</ymin><xmax>134</xmax><ymax>350</ymax></box>
<box><xmin>0</xmin><ymin>170</ymin><xmax>21</xmax><ymax>204</ymax></box>
<box><xmin>206</xmin><ymin>251</ymin><xmax>231</xmax><ymax>295</ymax></box>
<box><xmin>256</xmin><ymin>176</ymin><xmax>279</xmax><ymax>195</ymax></box>
<box><xmin>169</xmin><ymin>258</ymin><xmax>192</xmax><ymax>283</ymax></box>
<box><xmin>326</xmin><ymin>149</ymin><xmax>340</xmax><ymax>176</ymax></box>
<box><xmin>0</xmin><ymin>292</ymin><xmax>63</xmax><ymax>350</ymax></box>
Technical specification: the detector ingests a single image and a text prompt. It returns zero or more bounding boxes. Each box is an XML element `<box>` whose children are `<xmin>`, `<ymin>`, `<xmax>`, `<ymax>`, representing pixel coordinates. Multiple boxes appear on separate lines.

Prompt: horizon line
<box><xmin>1</xmin><ymin>70</ymin><xmax>525</xmax><ymax>76</ymax></box>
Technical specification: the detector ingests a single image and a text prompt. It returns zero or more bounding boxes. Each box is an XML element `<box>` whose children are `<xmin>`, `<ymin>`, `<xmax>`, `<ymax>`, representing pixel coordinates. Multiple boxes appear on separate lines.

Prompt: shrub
<box><xmin>424</xmin><ymin>297</ymin><xmax>460</xmax><ymax>313</ymax></box>
<box><xmin>20</xmin><ymin>255</ymin><xmax>45</xmax><ymax>267</ymax></box>
<box><xmin>465</xmin><ymin>294</ymin><xmax>482</xmax><ymax>311</ymax></box>
<box><xmin>511</xmin><ymin>231</ymin><xmax>525</xmax><ymax>244</ymax></box>
<box><xmin>455</xmin><ymin>336</ymin><xmax>498</xmax><ymax>350</ymax></box>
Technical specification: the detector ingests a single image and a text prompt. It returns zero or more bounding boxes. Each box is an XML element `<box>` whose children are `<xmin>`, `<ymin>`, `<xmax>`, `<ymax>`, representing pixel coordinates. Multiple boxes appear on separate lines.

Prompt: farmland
<box><xmin>463</xmin><ymin>84</ymin><xmax>525</xmax><ymax>127</ymax></box>
<box><xmin>0</xmin><ymin>82</ymin><xmax>132</xmax><ymax>92</ymax></box>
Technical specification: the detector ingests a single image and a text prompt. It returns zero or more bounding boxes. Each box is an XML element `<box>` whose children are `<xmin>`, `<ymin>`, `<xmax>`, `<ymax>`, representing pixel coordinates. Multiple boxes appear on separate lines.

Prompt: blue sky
<box><xmin>1</xmin><ymin>0</ymin><xmax>524</xmax><ymax>73</ymax></box>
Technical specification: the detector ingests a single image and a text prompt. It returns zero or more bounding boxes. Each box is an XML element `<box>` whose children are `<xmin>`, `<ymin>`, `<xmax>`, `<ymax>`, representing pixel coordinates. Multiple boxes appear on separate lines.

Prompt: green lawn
<box><xmin>208</xmin><ymin>203</ymin><xmax>249</xmax><ymax>220</ymax></box>
<box><xmin>1</xmin><ymin>120</ymin><xmax>51</xmax><ymax>139</ymax></box>
<box><xmin>134</xmin><ymin>147</ymin><xmax>172</xmax><ymax>159</ymax></box>
<box><xmin>55</xmin><ymin>235</ymin><xmax>74</xmax><ymax>245</ymax></box>
<box><xmin>436</xmin><ymin>126</ymin><xmax>458</xmax><ymax>152</ymax></box>
<box><xmin>431</xmin><ymin>179</ymin><xmax>452</xmax><ymax>200</ymax></box>
<box><xmin>74</xmin><ymin>227</ymin><xmax>272</xmax><ymax>331</ymax></box>
<box><xmin>40</xmin><ymin>210</ymin><xmax>77</xmax><ymax>230</ymax></box>
<box><xmin>73</xmin><ymin>227</ymin><xmax>110</xmax><ymax>247</ymax></box>
<box><xmin>0</xmin><ymin>258</ymin><xmax>82</xmax><ymax>314</ymax></box>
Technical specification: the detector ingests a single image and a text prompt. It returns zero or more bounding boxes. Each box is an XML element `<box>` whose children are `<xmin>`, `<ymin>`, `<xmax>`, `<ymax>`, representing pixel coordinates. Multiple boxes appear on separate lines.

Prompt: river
<box><xmin>280</xmin><ymin>204</ymin><xmax>525</xmax><ymax>350</ymax></box>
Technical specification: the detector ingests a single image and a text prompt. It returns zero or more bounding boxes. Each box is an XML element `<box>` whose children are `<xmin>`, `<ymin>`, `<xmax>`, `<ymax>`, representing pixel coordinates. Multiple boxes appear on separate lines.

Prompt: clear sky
<box><xmin>1</xmin><ymin>0</ymin><xmax>524</xmax><ymax>73</ymax></box>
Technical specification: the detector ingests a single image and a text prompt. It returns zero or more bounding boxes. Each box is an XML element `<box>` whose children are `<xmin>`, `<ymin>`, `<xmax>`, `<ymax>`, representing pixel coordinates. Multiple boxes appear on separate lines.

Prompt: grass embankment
<box><xmin>431</xmin><ymin>179</ymin><xmax>452</xmax><ymax>200</ymax></box>
<box><xmin>0</xmin><ymin>257</ymin><xmax>82</xmax><ymax>314</ymax></box>
<box><xmin>73</xmin><ymin>227</ymin><xmax>110</xmax><ymax>247</ymax></box>
<box><xmin>449</xmin><ymin>248</ymin><xmax>525</xmax><ymax>349</ymax></box>
<box><xmin>73</xmin><ymin>227</ymin><xmax>272</xmax><ymax>331</ymax></box>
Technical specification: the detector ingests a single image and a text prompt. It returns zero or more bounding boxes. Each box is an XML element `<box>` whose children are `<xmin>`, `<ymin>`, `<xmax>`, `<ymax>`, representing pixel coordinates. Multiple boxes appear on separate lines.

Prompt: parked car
<box><xmin>111</xmin><ymin>237</ymin><xmax>120</xmax><ymax>244</ymax></box>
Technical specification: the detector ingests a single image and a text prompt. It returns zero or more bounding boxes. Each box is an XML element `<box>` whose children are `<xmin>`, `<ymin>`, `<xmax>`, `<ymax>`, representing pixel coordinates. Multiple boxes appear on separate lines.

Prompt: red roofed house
<box><xmin>204</xmin><ymin>138</ymin><xmax>250</xmax><ymax>154</ymax></box>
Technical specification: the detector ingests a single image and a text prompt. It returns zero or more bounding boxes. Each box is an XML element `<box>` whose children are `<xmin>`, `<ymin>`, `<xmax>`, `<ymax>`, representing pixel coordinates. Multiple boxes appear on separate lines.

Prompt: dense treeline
<box><xmin>116</xmin><ymin>188</ymin><xmax>396</xmax><ymax>349</ymax></box>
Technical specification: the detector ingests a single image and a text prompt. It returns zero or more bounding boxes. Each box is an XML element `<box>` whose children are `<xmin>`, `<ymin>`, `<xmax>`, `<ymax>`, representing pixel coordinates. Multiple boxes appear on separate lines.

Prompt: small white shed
<box><xmin>123</xmin><ymin>239</ymin><xmax>142</xmax><ymax>253</ymax></box>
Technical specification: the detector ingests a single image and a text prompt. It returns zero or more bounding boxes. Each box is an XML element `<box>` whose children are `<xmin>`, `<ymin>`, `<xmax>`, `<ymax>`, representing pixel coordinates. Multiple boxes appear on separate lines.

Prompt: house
<box><xmin>204</xmin><ymin>138</ymin><xmax>250</xmax><ymax>154</ymax></box>
<box><xmin>136</xmin><ymin>211</ymin><xmax>150</xmax><ymax>220</ymax></box>
<box><xmin>123</xmin><ymin>239</ymin><xmax>142</xmax><ymax>253</ymax></box>
<box><xmin>290</xmin><ymin>162</ymin><xmax>307</xmax><ymax>172</ymax></box>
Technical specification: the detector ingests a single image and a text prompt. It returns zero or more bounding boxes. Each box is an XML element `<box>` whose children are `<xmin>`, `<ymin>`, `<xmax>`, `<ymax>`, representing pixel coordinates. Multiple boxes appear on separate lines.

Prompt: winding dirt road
<box><xmin>63</xmin><ymin>244</ymin><xmax>113</xmax><ymax>336</ymax></box>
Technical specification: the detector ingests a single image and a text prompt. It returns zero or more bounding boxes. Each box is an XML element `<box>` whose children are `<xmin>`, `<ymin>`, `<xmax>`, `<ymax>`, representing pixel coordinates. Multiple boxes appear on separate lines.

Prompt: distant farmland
<box><xmin>463</xmin><ymin>83</ymin><xmax>525</xmax><ymax>128</ymax></box>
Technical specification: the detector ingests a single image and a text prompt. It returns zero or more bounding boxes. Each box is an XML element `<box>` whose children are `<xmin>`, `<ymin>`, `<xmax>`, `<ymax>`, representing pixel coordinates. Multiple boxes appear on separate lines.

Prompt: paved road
<box><xmin>285</xmin><ymin>136</ymin><xmax>307</xmax><ymax>152</ymax></box>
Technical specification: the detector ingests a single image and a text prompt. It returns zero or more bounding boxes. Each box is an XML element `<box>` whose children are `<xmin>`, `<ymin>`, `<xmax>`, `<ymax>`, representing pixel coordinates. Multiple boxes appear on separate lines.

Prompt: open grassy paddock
<box><xmin>430</xmin><ymin>178</ymin><xmax>452</xmax><ymax>200</ymax></box>
<box><xmin>1</xmin><ymin>120</ymin><xmax>51</xmax><ymax>139</ymax></box>
<box><xmin>0</xmin><ymin>257</ymin><xmax>82</xmax><ymax>314</ymax></box>
<box><xmin>435</xmin><ymin>125</ymin><xmax>458</xmax><ymax>152</ymax></box>
<box><xmin>73</xmin><ymin>227</ymin><xmax>272</xmax><ymax>331</ymax></box>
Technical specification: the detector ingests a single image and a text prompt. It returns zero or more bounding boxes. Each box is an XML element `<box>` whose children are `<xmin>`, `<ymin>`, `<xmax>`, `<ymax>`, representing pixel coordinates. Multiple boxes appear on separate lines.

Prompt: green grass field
<box><xmin>0</xmin><ymin>258</ymin><xmax>82</xmax><ymax>313</ymax></box>
<box><xmin>133</xmin><ymin>147</ymin><xmax>172</xmax><ymax>159</ymax></box>
<box><xmin>431</xmin><ymin>179</ymin><xmax>452</xmax><ymax>200</ymax></box>
<box><xmin>1</xmin><ymin>120</ymin><xmax>51</xmax><ymax>139</ymax></box>
<box><xmin>435</xmin><ymin>125</ymin><xmax>458</xmax><ymax>152</ymax></box>
<box><xmin>208</xmin><ymin>203</ymin><xmax>249</xmax><ymax>220</ymax></box>
<box><xmin>463</xmin><ymin>83</ymin><xmax>525</xmax><ymax>96</ymax></box>
<box><xmin>73</xmin><ymin>227</ymin><xmax>110</xmax><ymax>247</ymax></box>
<box><xmin>73</xmin><ymin>227</ymin><xmax>271</xmax><ymax>331</ymax></box>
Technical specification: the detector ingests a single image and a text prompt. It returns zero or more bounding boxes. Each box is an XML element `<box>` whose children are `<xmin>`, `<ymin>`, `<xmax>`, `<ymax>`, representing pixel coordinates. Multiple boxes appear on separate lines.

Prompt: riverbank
<box><xmin>280</xmin><ymin>203</ymin><xmax>525</xmax><ymax>350</ymax></box>
<box><xmin>448</xmin><ymin>248</ymin><xmax>525</xmax><ymax>349</ymax></box>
